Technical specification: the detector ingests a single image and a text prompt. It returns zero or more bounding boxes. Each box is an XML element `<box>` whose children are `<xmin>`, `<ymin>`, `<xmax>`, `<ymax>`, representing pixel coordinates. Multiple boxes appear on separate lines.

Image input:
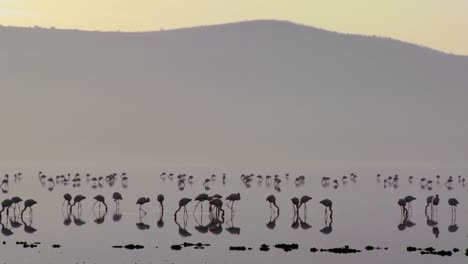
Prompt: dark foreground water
<box><xmin>0</xmin><ymin>166</ymin><xmax>466</xmax><ymax>264</ymax></box>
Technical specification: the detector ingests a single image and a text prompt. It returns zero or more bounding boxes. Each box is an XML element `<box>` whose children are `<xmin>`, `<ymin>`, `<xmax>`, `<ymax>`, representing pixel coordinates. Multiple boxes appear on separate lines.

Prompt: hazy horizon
<box><xmin>1</xmin><ymin>20</ymin><xmax>467</xmax><ymax>169</ymax></box>
<box><xmin>1</xmin><ymin>0</ymin><xmax>468</xmax><ymax>55</ymax></box>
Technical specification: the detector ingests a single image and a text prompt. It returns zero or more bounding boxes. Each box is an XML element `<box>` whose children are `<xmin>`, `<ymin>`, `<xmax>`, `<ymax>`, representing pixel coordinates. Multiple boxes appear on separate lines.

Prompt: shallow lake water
<box><xmin>0</xmin><ymin>166</ymin><xmax>466</xmax><ymax>264</ymax></box>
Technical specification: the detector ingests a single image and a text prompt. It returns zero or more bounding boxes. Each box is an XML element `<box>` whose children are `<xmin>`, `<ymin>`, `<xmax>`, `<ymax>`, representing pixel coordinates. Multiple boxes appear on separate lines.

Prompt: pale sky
<box><xmin>1</xmin><ymin>0</ymin><xmax>467</xmax><ymax>55</ymax></box>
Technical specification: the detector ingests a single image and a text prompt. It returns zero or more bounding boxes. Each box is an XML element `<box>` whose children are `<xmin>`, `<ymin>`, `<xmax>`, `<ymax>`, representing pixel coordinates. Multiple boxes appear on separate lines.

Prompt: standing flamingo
<box><xmin>136</xmin><ymin>197</ymin><xmax>150</xmax><ymax>215</ymax></box>
<box><xmin>21</xmin><ymin>199</ymin><xmax>37</xmax><ymax>217</ymax></box>
<box><xmin>266</xmin><ymin>195</ymin><xmax>280</xmax><ymax>213</ymax></box>
<box><xmin>93</xmin><ymin>195</ymin><xmax>108</xmax><ymax>211</ymax></box>
<box><xmin>174</xmin><ymin>198</ymin><xmax>192</xmax><ymax>218</ymax></box>
<box><xmin>193</xmin><ymin>193</ymin><xmax>209</xmax><ymax>214</ymax></box>
<box><xmin>112</xmin><ymin>192</ymin><xmax>122</xmax><ymax>209</ymax></box>
<box><xmin>157</xmin><ymin>194</ymin><xmax>164</xmax><ymax>210</ymax></box>
<box><xmin>225</xmin><ymin>193</ymin><xmax>241</xmax><ymax>210</ymax></box>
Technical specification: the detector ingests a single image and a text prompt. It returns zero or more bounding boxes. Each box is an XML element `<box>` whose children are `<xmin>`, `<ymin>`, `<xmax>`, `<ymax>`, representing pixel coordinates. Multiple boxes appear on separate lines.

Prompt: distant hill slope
<box><xmin>1</xmin><ymin>20</ymin><xmax>467</xmax><ymax>168</ymax></box>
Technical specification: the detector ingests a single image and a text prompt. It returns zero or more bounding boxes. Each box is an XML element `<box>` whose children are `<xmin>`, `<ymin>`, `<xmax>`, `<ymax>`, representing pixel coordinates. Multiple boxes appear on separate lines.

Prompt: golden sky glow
<box><xmin>1</xmin><ymin>0</ymin><xmax>468</xmax><ymax>55</ymax></box>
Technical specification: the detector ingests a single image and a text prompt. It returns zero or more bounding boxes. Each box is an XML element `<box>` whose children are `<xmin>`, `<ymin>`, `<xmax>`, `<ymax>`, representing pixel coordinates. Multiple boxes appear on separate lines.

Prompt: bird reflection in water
<box><xmin>9</xmin><ymin>209</ymin><xmax>22</xmax><ymax>230</ymax></box>
<box><xmin>266</xmin><ymin>210</ymin><xmax>279</xmax><ymax>230</ymax></box>
<box><xmin>93</xmin><ymin>209</ymin><xmax>107</xmax><ymax>225</ymax></box>
<box><xmin>72</xmin><ymin>211</ymin><xmax>86</xmax><ymax>227</ymax></box>
<box><xmin>320</xmin><ymin>215</ymin><xmax>333</xmax><ymax>235</ymax></box>
<box><xmin>0</xmin><ymin>221</ymin><xmax>13</xmax><ymax>237</ymax></box>
<box><xmin>62</xmin><ymin>207</ymin><xmax>72</xmax><ymax>226</ymax></box>
<box><xmin>193</xmin><ymin>211</ymin><xmax>209</xmax><ymax>234</ymax></box>
<box><xmin>226</xmin><ymin>211</ymin><xmax>240</xmax><ymax>235</ymax></box>
<box><xmin>21</xmin><ymin>214</ymin><xmax>37</xmax><ymax>234</ymax></box>
<box><xmin>206</xmin><ymin>216</ymin><xmax>223</xmax><ymax>235</ymax></box>
<box><xmin>136</xmin><ymin>213</ymin><xmax>150</xmax><ymax>231</ymax></box>
<box><xmin>174</xmin><ymin>213</ymin><xmax>191</xmax><ymax>237</ymax></box>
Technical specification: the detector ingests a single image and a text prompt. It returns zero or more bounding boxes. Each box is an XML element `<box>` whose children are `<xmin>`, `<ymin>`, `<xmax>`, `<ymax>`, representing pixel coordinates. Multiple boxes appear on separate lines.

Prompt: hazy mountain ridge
<box><xmin>0</xmin><ymin>20</ymin><xmax>467</xmax><ymax>168</ymax></box>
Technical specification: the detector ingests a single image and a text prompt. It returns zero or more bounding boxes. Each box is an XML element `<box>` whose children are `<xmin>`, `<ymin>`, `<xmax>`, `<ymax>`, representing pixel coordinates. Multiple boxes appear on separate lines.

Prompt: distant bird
<box><xmin>21</xmin><ymin>199</ymin><xmax>37</xmax><ymax>216</ymax></box>
<box><xmin>93</xmin><ymin>195</ymin><xmax>108</xmax><ymax>211</ymax></box>
<box><xmin>136</xmin><ymin>197</ymin><xmax>150</xmax><ymax>214</ymax></box>
<box><xmin>266</xmin><ymin>195</ymin><xmax>279</xmax><ymax>213</ymax></box>
<box><xmin>225</xmin><ymin>193</ymin><xmax>241</xmax><ymax>210</ymax></box>
<box><xmin>203</xmin><ymin>179</ymin><xmax>210</xmax><ymax>187</ymax></box>
<box><xmin>174</xmin><ymin>198</ymin><xmax>192</xmax><ymax>218</ymax></box>
<box><xmin>112</xmin><ymin>192</ymin><xmax>122</xmax><ymax>208</ymax></box>
<box><xmin>157</xmin><ymin>194</ymin><xmax>165</xmax><ymax>210</ymax></box>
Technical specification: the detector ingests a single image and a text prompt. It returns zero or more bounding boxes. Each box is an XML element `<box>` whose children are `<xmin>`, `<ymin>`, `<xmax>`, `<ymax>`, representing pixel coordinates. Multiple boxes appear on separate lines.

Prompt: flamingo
<box><xmin>320</xmin><ymin>199</ymin><xmax>333</xmax><ymax>216</ymax></box>
<box><xmin>112</xmin><ymin>192</ymin><xmax>122</xmax><ymax>209</ymax></box>
<box><xmin>93</xmin><ymin>195</ymin><xmax>108</xmax><ymax>211</ymax></box>
<box><xmin>448</xmin><ymin>198</ymin><xmax>459</xmax><ymax>216</ymax></box>
<box><xmin>209</xmin><ymin>198</ymin><xmax>225</xmax><ymax>219</ymax></box>
<box><xmin>136</xmin><ymin>197</ymin><xmax>150</xmax><ymax>214</ymax></box>
<box><xmin>425</xmin><ymin>195</ymin><xmax>433</xmax><ymax>214</ymax></box>
<box><xmin>193</xmin><ymin>193</ymin><xmax>209</xmax><ymax>213</ymax></box>
<box><xmin>404</xmin><ymin>196</ymin><xmax>416</xmax><ymax>211</ymax></box>
<box><xmin>21</xmin><ymin>199</ymin><xmax>37</xmax><ymax>217</ymax></box>
<box><xmin>291</xmin><ymin>197</ymin><xmax>300</xmax><ymax>214</ymax></box>
<box><xmin>299</xmin><ymin>195</ymin><xmax>312</xmax><ymax>212</ymax></box>
<box><xmin>225</xmin><ymin>193</ymin><xmax>240</xmax><ymax>210</ymax></box>
<box><xmin>11</xmin><ymin>197</ymin><xmax>23</xmax><ymax>212</ymax></box>
<box><xmin>63</xmin><ymin>193</ymin><xmax>72</xmax><ymax>208</ymax></box>
<box><xmin>397</xmin><ymin>199</ymin><xmax>408</xmax><ymax>218</ymax></box>
<box><xmin>266</xmin><ymin>195</ymin><xmax>280</xmax><ymax>213</ymax></box>
<box><xmin>71</xmin><ymin>195</ymin><xmax>86</xmax><ymax>212</ymax></box>
<box><xmin>0</xmin><ymin>199</ymin><xmax>12</xmax><ymax>217</ymax></box>
<box><xmin>157</xmin><ymin>194</ymin><xmax>164</xmax><ymax>210</ymax></box>
<box><xmin>174</xmin><ymin>198</ymin><xmax>192</xmax><ymax>218</ymax></box>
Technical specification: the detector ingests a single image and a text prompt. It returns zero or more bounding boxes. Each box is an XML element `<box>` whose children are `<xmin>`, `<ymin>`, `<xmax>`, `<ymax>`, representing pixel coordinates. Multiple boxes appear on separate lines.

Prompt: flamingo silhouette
<box><xmin>63</xmin><ymin>193</ymin><xmax>72</xmax><ymax>209</ymax></box>
<box><xmin>157</xmin><ymin>194</ymin><xmax>165</xmax><ymax>211</ymax></box>
<box><xmin>266</xmin><ymin>194</ymin><xmax>280</xmax><ymax>214</ymax></box>
<box><xmin>320</xmin><ymin>199</ymin><xmax>333</xmax><ymax>218</ymax></box>
<box><xmin>298</xmin><ymin>195</ymin><xmax>312</xmax><ymax>215</ymax></box>
<box><xmin>193</xmin><ymin>193</ymin><xmax>209</xmax><ymax>214</ymax></box>
<box><xmin>112</xmin><ymin>192</ymin><xmax>122</xmax><ymax>209</ymax></box>
<box><xmin>11</xmin><ymin>197</ymin><xmax>23</xmax><ymax>213</ymax></box>
<box><xmin>0</xmin><ymin>199</ymin><xmax>13</xmax><ymax>218</ymax></box>
<box><xmin>136</xmin><ymin>197</ymin><xmax>150</xmax><ymax>215</ymax></box>
<box><xmin>448</xmin><ymin>198</ymin><xmax>459</xmax><ymax>220</ymax></box>
<box><xmin>174</xmin><ymin>198</ymin><xmax>192</xmax><ymax>219</ymax></box>
<box><xmin>93</xmin><ymin>195</ymin><xmax>108</xmax><ymax>212</ymax></box>
<box><xmin>70</xmin><ymin>195</ymin><xmax>86</xmax><ymax>213</ymax></box>
<box><xmin>21</xmin><ymin>199</ymin><xmax>37</xmax><ymax>218</ymax></box>
<box><xmin>225</xmin><ymin>193</ymin><xmax>240</xmax><ymax>210</ymax></box>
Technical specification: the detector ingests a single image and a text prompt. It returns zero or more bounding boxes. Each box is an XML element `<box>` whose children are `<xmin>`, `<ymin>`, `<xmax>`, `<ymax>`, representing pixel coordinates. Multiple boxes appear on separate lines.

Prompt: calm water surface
<box><xmin>0</xmin><ymin>166</ymin><xmax>466</xmax><ymax>264</ymax></box>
